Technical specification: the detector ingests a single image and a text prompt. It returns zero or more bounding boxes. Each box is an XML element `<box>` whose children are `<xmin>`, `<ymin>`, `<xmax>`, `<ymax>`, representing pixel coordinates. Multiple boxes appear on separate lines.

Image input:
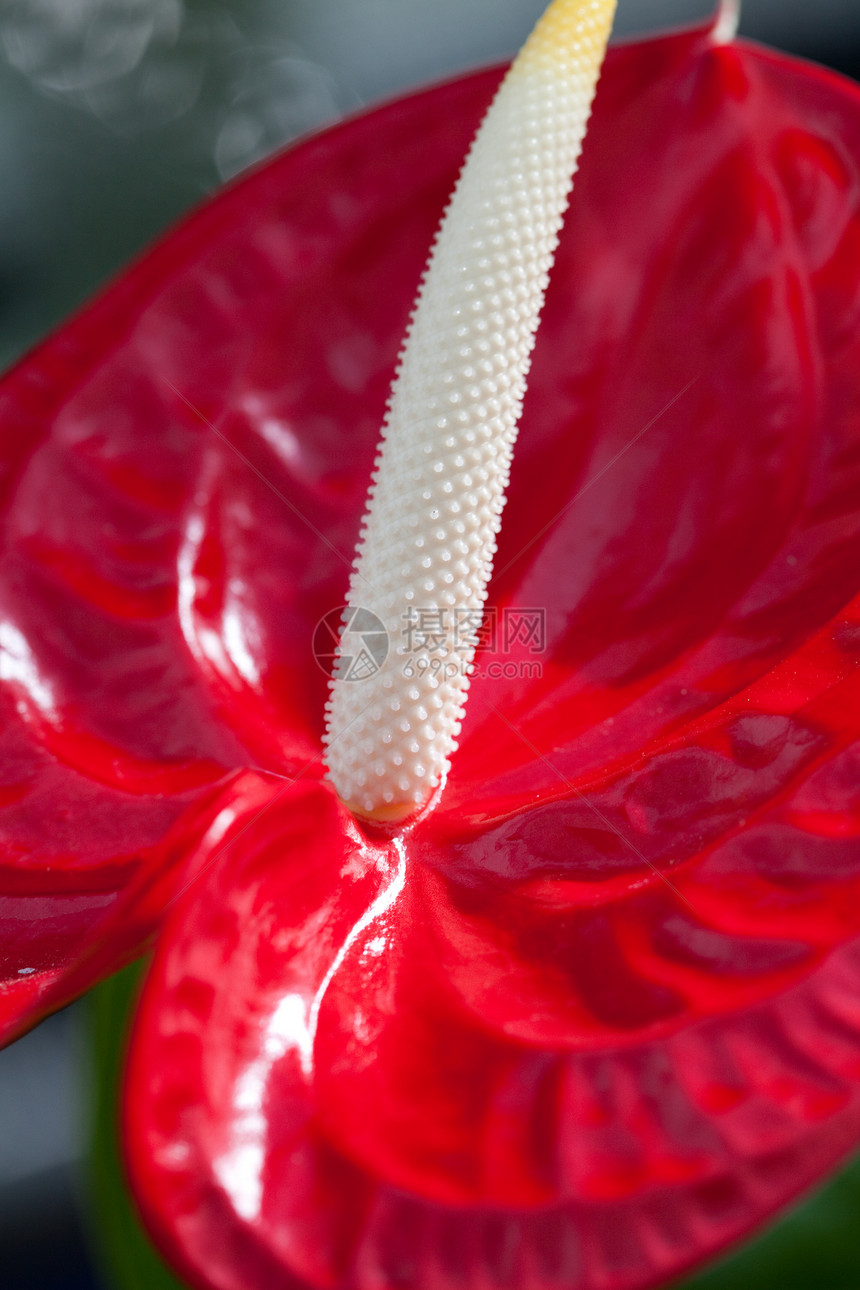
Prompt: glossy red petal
<box><xmin>0</xmin><ymin>34</ymin><xmax>495</xmax><ymax>1030</ymax></box>
<box><xmin>0</xmin><ymin>26</ymin><xmax>431</xmax><ymax>1030</ymax></box>
<box><xmin>127</xmin><ymin>777</ymin><xmax>860</xmax><ymax>1290</ymax></box>
<box><xmin>445</xmin><ymin>31</ymin><xmax>860</xmax><ymax>821</ymax></box>
<box><xmin>119</xmin><ymin>22</ymin><xmax>860</xmax><ymax>1290</ymax></box>
<box><xmin>0</xmin><ymin>2</ymin><xmax>857</xmax><ymax>1283</ymax></box>
<box><xmin>0</xmin><ymin>766</ymin><xmax>270</xmax><ymax>1042</ymax></box>
<box><xmin>0</xmin><ymin>673</ymin><xmax>234</xmax><ymax>1039</ymax></box>
<box><xmin>126</xmin><ymin>778</ymin><xmax>392</xmax><ymax>1290</ymax></box>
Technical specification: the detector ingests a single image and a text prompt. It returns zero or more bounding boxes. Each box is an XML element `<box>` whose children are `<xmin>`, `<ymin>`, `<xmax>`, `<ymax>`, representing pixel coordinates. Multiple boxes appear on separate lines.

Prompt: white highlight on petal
<box><xmin>214</xmin><ymin>992</ymin><xmax>310</xmax><ymax>1222</ymax></box>
<box><xmin>213</xmin><ymin>840</ymin><xmax>407</xmax><ymax>1221</ymax></box>
<box><xmin>325</xmin><ymin>0</ymin><xmax>617</xmax><ymax>820</ymax></box>
<box><xmin>306</xmin><ymin>836</ymin><xmax>407</xmax><ymax>1052</ymax></box>
<box><xmin>178</xmin><ymin>507</ymin><xmax>261</xmax><ymax>688</ymax></box>
<box><xmin>223</xmin><ymin>592</ymin><xmax>260</xmax><ymax>686</ymax></box>
<box><xmin>0</xmin><ymin>619</ymin><xmax>57</xmax><ymax>716</ymax></box>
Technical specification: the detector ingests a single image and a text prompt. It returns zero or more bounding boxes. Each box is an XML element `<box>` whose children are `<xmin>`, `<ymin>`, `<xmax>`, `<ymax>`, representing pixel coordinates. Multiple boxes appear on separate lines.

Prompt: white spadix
<box><xmin>324</xmin><ymin>0</ymin><xmax>617</xmax><ymax>821</ymax></box>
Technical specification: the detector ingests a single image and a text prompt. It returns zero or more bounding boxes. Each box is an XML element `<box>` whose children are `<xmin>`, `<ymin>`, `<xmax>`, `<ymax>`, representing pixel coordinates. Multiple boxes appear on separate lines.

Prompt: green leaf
<box><xmin>672</xmin><ymin>1150</ymin><xmax>860</xmax><ymax>1290</ymax></box>
<box><xmin>84</xmin><ymin>960</ymin><xmax>188</xmax><ymax>1290</ymax></box>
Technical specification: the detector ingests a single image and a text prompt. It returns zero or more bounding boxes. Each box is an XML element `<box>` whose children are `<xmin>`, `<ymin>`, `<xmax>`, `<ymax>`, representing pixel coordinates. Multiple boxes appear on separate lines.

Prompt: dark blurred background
<box><xmin>1</xmin><ymin>2</ymin><xmax>859</xmax><ymax>1287</ymax></box>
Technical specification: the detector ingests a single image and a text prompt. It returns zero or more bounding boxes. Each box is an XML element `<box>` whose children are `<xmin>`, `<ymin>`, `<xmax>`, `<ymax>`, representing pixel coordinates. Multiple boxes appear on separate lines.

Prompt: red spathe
<box><xmin>1</xmin><ymin>16</ymin><xmax>860</xmax><ymax>1290</ymax></box>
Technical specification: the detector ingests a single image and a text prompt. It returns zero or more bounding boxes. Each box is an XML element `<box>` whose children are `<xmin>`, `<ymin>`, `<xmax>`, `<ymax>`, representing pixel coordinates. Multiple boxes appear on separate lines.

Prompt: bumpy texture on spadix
<box><xmin>325</xmin><ymin>0</ymin><xmax>617</xmax><ymax>820</ymax></box>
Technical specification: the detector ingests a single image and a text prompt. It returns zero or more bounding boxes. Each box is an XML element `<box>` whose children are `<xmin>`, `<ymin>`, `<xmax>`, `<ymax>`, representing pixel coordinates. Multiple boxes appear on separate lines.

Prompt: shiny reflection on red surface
<box><xmin>3</xmin><ymin>12</ymin><xmax>860</xmax><ymax>1290</ymax></box>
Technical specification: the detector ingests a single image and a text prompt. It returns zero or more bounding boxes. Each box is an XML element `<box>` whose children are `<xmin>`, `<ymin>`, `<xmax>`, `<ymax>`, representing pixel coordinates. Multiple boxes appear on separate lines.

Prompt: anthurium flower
<box><xmin>3</xmin><ymin>0</ymin><xmax>860</xmax><ymax>1286</ymax></box>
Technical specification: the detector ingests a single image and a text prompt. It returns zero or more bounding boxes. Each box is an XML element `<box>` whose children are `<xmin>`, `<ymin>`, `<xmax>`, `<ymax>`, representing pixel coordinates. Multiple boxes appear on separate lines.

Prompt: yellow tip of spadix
<box><xmin>516</xmin><ymin>0</ymin><xmax>617</xmax><ymax>78</ymax></box>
